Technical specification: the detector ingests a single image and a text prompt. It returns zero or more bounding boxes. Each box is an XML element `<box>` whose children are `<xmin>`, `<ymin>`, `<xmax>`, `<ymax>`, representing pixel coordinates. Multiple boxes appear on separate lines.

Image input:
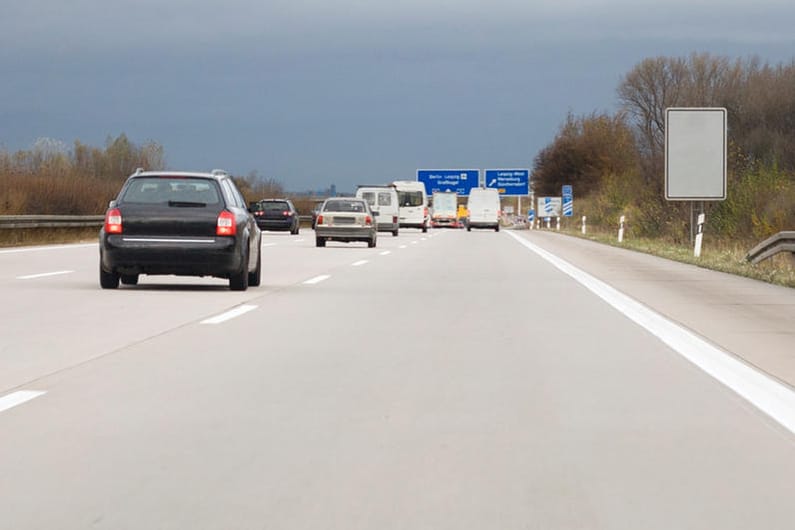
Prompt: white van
<box><xmin>356</xmin><ymin>185</ymin><xmax>400</xmax><ymax>236</ymax></box>
<box><xmin>466</xmin><ymin>187</ymin><xmax>501</xmax><ymax>232</ymax></box>
<box><xmin>392</xmin><ymin>180</ymin><xmax>429</xmax><ymax>233</ymax></box>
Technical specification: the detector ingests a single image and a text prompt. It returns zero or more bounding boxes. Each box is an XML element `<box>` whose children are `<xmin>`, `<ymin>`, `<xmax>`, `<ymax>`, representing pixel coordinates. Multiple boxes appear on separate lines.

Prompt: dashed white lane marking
<box><xmin>420</xmin><ymin>237</ymin><xmax>427</xmax><ymax>241</ymax></box>
<box><xmin>379</xmin><ymin>251</ymin><xmax>391</xmax><ymax>256</ymax></box>
<box><xmin>0</xmin><ymin>243</ymin><xmax>95</xmax><ymax>255</ymax></box>
<box><xmin>399</xmin><ymin>245</ymin><xmax>407</xmax><ymax>249</ymax></box>
<box><xmin>0</xmin><ymin>391</ymin><xmax>47</xmax><ymax>413</ymax></box>
<box><xmin>506</xmin><ymin>231</ymin><xmax>795</xmax><ymax>436</ymax></box>
<box><xmin>352</xmin><ymin>260</ymin><xmax>368</xmax><ymax>267</ymax></box>
<box><xmin>304</xmin><ymin>275</ymin><xmax>331</xmax><ymax>285</ymax></box>
<box><xmin>16</xmin><ymin>270</ymin><xmax>74</xmax><ymax>280</ymax></box>
<box><xmin>262</xmin><ymin>243</ymin><xmax>278</xmax><ymax>247</ymax></box>
<box><xmin>294</xmin><ymin>239</ymin><xmax>305</xmax><ymax>243</ymax></box>
<box><xmin>201</xmin><ymin>304</ymin><xmax>258</xmax><ymax>325</ymax></box>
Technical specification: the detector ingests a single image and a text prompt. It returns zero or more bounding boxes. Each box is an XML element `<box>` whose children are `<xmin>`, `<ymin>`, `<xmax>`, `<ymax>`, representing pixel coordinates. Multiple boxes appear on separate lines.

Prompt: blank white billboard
<box><xmin>665</xmin><ymin>108</ymin><xmax>727</xmax><ymax>201</ymax></box>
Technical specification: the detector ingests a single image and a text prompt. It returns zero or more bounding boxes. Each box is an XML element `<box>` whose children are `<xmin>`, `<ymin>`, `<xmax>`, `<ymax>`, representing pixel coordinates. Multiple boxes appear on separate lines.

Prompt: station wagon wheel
<box><xmin>316</xmin><ymin>237</ymin><xmax>326</xmax><ymax>247</ymax></box>
<box><xmin>248</xmin><ymin>248</ymin><xmax>262</xmax><ymax>287</ymax></box>
<box><xmin>120</xmin><ymin>274</ymin><xmax>139</xmax><ymax>285</ymax></box>
<box><xmin>229</xmin><ymin>248</ymin><xmax>249</xmax><ymax>291</ymax></box>
<box><xmin>100</xmin><ymin>266</ymin><xmax>119</xmax><ymax>289</ymax></box>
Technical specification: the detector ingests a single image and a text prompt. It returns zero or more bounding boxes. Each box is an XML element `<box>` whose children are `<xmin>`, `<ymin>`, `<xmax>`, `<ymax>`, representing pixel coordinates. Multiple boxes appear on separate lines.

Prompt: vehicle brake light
<box><xmin>317</xmin><ymin>215</ymin><xmax>324</xmax><ymax>225</ymax></box>
<box><xmin>365</xmin><ymin>215</ymin><xmax>373</xmax><ymax>225</ymax></box>
<box><xmin>216</xmin><ymin>210</ymin><xmax>236</xmax><ymax>236</ymax></box>
<box><xmin>392</xmin><ymin>216</ymin><xmax>398</xmax><ymax>224</ymax></box>
<box><xmin>105</xmin><ymin>208</ymin><xmax>122</xmax><ymax>234</ymax></box>
<box><xmin>283</xmin><ymin>210</ymin><xmax>292</xmax><ymax>216</ymax></box>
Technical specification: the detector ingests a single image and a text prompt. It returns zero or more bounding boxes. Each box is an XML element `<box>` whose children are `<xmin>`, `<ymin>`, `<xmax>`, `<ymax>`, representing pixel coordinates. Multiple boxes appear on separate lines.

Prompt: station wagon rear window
<box><xmin>323</xmin><ymin>200</ymin><xmax>367</xmax><ymax>213</ymax></box>
<box><xmin>260</xmin><ymin>201</ymin><xmax>290</xmax><ymax>211</ymax></box>
<box><xmin>121</xmin><ymin>177</ymin><xmax>221</xmax><ymax>205</ymax></box>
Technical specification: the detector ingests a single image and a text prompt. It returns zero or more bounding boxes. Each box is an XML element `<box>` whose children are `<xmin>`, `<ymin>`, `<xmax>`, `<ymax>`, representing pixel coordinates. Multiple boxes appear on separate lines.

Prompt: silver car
<box><xmin>315</xmin><ymin>197</ymin><xmax>377</xmax><ymax>248</ymax></box>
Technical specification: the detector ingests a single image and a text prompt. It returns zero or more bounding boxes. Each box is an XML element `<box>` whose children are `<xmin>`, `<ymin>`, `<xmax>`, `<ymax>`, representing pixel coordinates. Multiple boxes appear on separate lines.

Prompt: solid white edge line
<box><xmin>379</xmin><ymin>251</ymin><xmax>391</xmax><ymax>256</ymax></box>
<box><xmin>17</xmin><ymin>270</ymin><xmax>74</xmax><ymax>280</ymax></box>
<box><xmin>304</xmin><ymin>274</ymin><xmax>331</xmax><ymax>285</ymax></box>
<box><xmin>0</xmin><ymin>243</ymin><xmax>96</xmax><ymax>255</ymax></box>
<box><xmin>200</xmin><ymin>304</ymin><xmax>258</xmax><ymax>325</ymax></box>
<box><xmin>352</xmin><ymin>260</ymin><xmax>369</xmax><ymax>267</ymax></box>
<box><xmin>505</xmin><ymin>231</ymin><xmax>795</xmax><ymax>435</ymax></box>
<box><xmin>0</xmin><ymin>390</ymin><xmax>47</xmax><ymax>413</ymax></box>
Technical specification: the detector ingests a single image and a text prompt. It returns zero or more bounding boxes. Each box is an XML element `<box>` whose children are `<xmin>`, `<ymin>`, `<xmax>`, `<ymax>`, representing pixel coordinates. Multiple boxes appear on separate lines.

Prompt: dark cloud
<box><xmin>2</xmin><ymin>1</ymin><xmax>794</xmax><ymax>191</ymax></box>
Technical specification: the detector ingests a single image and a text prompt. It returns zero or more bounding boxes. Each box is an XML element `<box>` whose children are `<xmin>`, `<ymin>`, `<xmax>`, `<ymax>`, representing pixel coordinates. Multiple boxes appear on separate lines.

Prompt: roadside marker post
<box><xmin>694</xmin><ymin>213</ymin><xmax>706</xmax><ymax>258</ymax></box>
<box><xmin>581</xmin><ymin>216</ymin><xmax>587</xmax><ymax>235</ymax></box>
<box><xmin>556</xmin><ymin>216</ymin><xmax>560</xmax><ymax>231</ymax></box>
<box><xmin>618</xmin><ymin>215</ymin><xmax>625</xmax><ymax>243</ymax></box>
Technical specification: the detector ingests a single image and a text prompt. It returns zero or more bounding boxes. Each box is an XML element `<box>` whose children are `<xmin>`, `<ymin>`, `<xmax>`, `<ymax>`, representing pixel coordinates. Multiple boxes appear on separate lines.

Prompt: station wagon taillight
<box><xmin>283</xmin><ymin>211</ymin><xmax>293</xmax><ymax>216</ymax></box>
<box><xmin>317</xmin><ymin>215</ymin><xmax>324</xmax><ymax>225</ymax></box>
<box><xmin>216</xmin><ymin>210</ymin><xmax>236</xmax><ymax>236</ymax></box>
<box><xmin>365</xmin><ymin>215</ymin><xmax>373</xmax><ymax>225</ymax></box>
<box><xmin>104</xmin><ymin>208</ymin><xmax>122</xmax><ymax>234</ymax></box>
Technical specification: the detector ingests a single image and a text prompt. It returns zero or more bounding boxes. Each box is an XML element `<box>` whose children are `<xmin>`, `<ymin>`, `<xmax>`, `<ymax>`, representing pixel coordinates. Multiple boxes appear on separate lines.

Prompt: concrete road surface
<box><xmin>1</xmin><ymin>229</ymin><xmax>794</xmax><ymax>529</ymax></box>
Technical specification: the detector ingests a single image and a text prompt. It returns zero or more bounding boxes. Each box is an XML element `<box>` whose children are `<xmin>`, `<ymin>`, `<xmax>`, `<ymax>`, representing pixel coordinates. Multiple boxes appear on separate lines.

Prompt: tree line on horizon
<box><xmin>531</xmin><ymin>52</ymin><xmax>795</xmax><ymax>242</ymax></box>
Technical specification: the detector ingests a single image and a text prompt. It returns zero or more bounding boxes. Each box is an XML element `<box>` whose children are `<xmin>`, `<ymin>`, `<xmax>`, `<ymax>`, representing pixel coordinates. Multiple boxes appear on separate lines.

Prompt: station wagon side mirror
<box><xmin>108</xmin><ymin>200</ymin><xmax>117</xmax><ymax>209</ymax></box>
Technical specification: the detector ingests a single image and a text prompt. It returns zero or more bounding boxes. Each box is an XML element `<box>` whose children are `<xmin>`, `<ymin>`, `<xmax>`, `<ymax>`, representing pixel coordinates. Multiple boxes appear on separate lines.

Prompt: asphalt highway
<box><xmin>1</xmin><ymin>229</ymin><xmax>794</xmax><ymax>529</ymax></box>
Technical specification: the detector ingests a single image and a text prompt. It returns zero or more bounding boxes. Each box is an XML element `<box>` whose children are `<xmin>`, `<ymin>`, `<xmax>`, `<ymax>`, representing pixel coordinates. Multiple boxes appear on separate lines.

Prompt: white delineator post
<box><xmin>581</xmin><ymin>216</ymin><xmax>587</xmax><ymax>235</ymax></box>
<box><xmin>618</xmin><ymin>215</ymin><xmax>625</xmax><ymax>243</ymax></box>
<box><xmin>556</xmin><ymin>217</ymin><xmax>560</xmax><ymax>231</ymax></box>
<box><xmin>694</xmin><ymin>213</ymin><xmax>705</xmax><ymax>257</ymax></box>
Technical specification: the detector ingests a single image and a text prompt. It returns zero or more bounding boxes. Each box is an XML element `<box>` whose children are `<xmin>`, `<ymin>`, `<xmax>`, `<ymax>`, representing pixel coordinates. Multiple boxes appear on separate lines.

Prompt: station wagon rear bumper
<box><xmin>101</xmin><ymin>234</ymin><xmax>244</xmax><ymax>276</ymax></box>
<box><xmin>315</xmin><ymin>226</ymin><xmax>374</xmax><ymax>242</ymax></box>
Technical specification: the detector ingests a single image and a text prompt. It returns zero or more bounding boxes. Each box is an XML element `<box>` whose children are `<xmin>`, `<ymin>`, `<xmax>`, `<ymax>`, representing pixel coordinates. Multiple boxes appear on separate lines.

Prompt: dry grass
<box><xmin>560</xmin><ymin>226</ymin><xmax>795</xmax><ymax>288</ymax></box>
<box><xmin>0</xmin><ymin>227</ymin><xmax>99</xmax><ymax>248</ymax></box>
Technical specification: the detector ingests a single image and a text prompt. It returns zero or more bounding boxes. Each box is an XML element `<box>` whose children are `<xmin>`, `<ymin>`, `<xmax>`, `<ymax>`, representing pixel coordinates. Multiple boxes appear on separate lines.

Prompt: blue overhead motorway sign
<box><xmin>484</xmin><ymin>169</ymin><xmax>529</xmax><ymax>196</ymax></box>
<box><xmin>416</xmin><ymin>169</ymin><xmax>479</xmax><ymax>196</ymax></box>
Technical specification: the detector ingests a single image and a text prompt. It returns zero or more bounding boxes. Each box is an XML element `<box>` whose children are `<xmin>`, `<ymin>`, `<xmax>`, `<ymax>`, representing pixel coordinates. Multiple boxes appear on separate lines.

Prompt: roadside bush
<box><xmin>0</xmin><ymin>134</ymin><xmax>165</xmax><ymax>215</ymax></box>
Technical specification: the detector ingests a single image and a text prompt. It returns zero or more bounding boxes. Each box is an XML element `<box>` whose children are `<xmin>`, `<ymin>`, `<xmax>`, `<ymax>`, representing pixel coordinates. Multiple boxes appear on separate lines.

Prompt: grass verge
<box><xmin>555</xmin><ymin>227</ymin><xmax>795</xmax><ymax>288</ymax></box>
<box><xmin>0</xmin><ymin>227</ymin><xmax>99</xmax><ymax>248</ymax></box>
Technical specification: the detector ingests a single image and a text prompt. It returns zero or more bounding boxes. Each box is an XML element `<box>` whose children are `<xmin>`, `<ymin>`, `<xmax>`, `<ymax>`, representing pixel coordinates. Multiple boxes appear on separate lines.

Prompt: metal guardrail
<box><xmin>746</xmin><ymin>231</ymin><xmax>795</xmax><ymax>264</ymax></box>
<box><xmin>0</xmin><ymin>215</ymin><xmax>105</xmax><ymax>229</ymax></box>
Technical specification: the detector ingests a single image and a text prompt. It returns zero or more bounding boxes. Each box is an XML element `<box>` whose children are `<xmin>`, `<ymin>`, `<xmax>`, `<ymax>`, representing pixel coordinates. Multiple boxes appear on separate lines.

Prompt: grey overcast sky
<box><xmin>1</xmin><ymin>0</ymin><xmax>794</xmax><ymax>192</ymax></box>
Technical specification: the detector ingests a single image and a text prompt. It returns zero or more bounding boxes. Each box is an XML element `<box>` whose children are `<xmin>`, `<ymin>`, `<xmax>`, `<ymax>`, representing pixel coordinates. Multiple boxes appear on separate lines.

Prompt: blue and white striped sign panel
<box><xmin>562</xmin><ymin>185</ymin><xmax>573</xmax><ymax>217</ymax></box>
<box><xmin>537</xmin><ymin>197</ymin><xmax>562</xmax><ymax>217</ymax></box>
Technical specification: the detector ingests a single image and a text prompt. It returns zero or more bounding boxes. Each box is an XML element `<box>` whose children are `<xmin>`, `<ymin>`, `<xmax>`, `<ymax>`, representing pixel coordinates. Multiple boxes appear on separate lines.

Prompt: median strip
<box><xmin>17</xmin><ymin>270</ymin><xmax>74</xmax><ymax>280</ymax></box>
<box><xmin>0</xmin><ymin>390</ymin><xmax>47</xmax><ymax>414</ymax></box>
<box><xmin>200</xmin><ymin>304</ymin><xmax>258</xmax><ymax>325</ymax></box>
